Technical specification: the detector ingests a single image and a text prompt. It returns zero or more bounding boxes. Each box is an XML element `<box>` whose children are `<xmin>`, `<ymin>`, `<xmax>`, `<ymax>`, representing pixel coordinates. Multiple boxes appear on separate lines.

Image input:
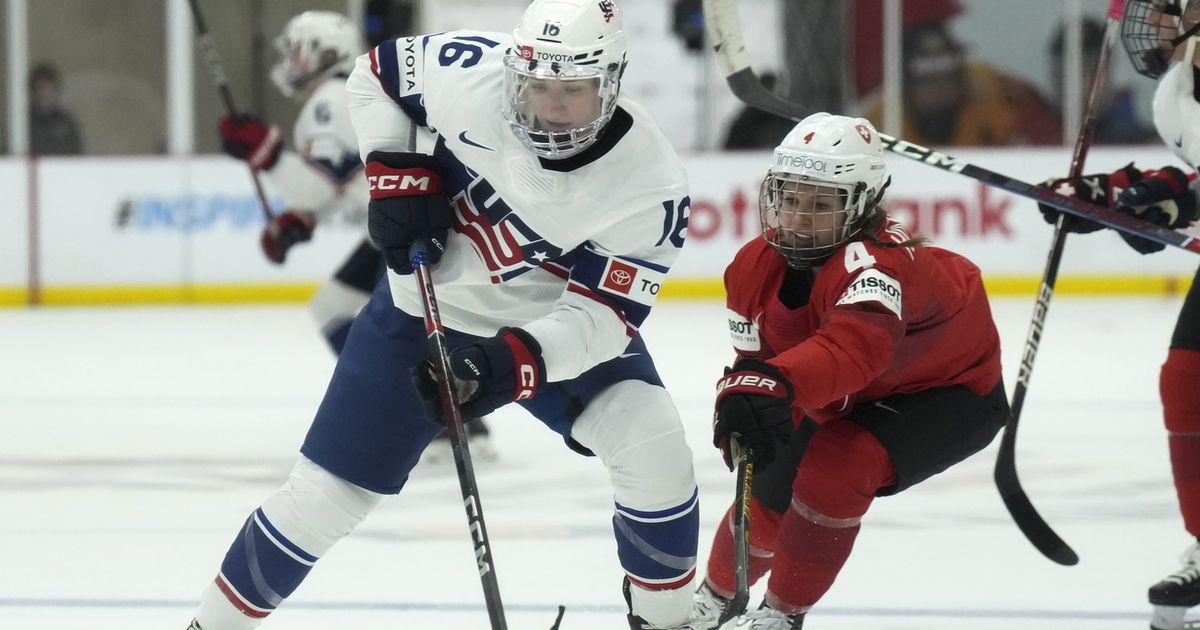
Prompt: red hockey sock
<box><xmin>705</xmin><ymin>499</ymin><xmax>780</xmax><ymax>598</ymax></box>
<box><xmin>763</xmin><ymin>419</ymin><xmax>893</xmax><ymax>613</ymax></box>
<box><xmin>765</xmin><ymin>504</ymin><xmax>861</xmax><ymax>614</ymax></box>
<box><xmin>1162</xmin><ymin>348</ymin><xmax>1200</xmax><ymax>537</ymax></box>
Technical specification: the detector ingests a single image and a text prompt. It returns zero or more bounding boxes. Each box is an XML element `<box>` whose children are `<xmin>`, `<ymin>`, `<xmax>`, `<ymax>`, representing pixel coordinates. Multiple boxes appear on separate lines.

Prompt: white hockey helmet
<box><xmin>1122</xmin><ymin>0</ymin><xmax>1200</xmax><ymax>78</ymax></box>
<box><xmin>760</xmin><ymin>113</ymin><xmax>891</xmax><ymax>269</ymax></box>
<box><xmin>503</xmin><ymin>0</ymin><xmax>628</xmax><ymax>159</ymax></box>
<box><xmin>271</xmin><ymin>11</ymin><xmax>364</xmax><ymax>97</ymax></box>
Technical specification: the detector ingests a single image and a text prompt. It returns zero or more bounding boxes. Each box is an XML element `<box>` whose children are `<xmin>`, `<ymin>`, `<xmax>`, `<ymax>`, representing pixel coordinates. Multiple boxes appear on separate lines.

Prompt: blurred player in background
<box><xmin>216</xmin><ymin>10</ymin><xmax>491</xmax><ymax>455</ymax></box>
<box><xmin>188</xmin><ymin>1</ymin><xmax>705</xmax><ymax>628</ymax></box>
<box><xmin>690</xmin><ymin>113</ymin><xmax>1008</xmax><ymax>629</ymax></box>
<box><xmin>1038</xmin><ymin>1</ymin><xmax>1200</xmax><ymax>627</ymax></box>
<box><xmin>218</xmin><ymin>11</ymin><xmax>372</xmax><ymax>352</ymax></box>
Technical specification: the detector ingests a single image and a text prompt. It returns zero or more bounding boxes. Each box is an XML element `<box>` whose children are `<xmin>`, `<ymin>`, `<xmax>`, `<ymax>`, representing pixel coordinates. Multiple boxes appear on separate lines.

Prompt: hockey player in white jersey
<box><xmin>217</xmin><ymin>11</ymin><xmax>494</xmax><ymax>453</ymax></box>
<box><xmin>188</xmin><ymin>2</ymin><xmax>702</xmax><ymax>629</ymax></box>
<box><xmin>217</xmin><ymin>11</ymin><xmax>375</xmax><ymax>353</ymax></box>
<box><xmin>1038</xmin><ymin>2</ymin><xmax>1200</xmax><ymax>628</ymax></box>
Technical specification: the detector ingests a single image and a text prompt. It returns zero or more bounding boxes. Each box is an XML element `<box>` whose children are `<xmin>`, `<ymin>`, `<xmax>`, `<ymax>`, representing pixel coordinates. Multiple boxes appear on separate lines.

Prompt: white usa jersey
<box><xmin>1154</xmin><ymin>62</ymin><xmax>1200</xmax><ymax>172</ymax></box>
<box><xmin>345</xmin><ymin>31</ymin><xmax>691</xmax><ymax>382</ymax></box>
<box><xmin>262</xmin><ymin>77</ymin><xmax>366</xmax><ymax>225</ymax></box>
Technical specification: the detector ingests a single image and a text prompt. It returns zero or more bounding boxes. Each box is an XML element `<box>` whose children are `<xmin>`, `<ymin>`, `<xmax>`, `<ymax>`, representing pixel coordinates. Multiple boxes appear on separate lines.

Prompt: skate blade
<box><xmin>1154</xmin><ymin>605</ymin><xmax>1200</xmax><ymax>630</ymax></box>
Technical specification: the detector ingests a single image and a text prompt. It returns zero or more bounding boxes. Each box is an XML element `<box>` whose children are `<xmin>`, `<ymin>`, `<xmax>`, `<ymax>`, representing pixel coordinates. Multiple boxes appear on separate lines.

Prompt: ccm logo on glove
<box><xmin>365</xmin><ymin>162</ymin><xmax>444</xmax><ymax>197</ymax></box>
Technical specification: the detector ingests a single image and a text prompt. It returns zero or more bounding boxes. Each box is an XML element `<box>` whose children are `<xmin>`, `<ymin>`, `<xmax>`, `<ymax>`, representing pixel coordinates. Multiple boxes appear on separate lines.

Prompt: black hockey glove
<box><xmin>1037</xmin><ymin>163</ymin><xmax>1143</xmax><ymax>234</ymax></box>
<box><xmin>712</xmin><ymin>359</ymin><xmax>794</xmax><ymax>470</ymax></box>
<box><xmin>445</xmin><ymin>328</ymin><xmax>546</xmax><ymax>418</ymax></box>
<box><xmin>259</xmin><ymin>210</ymin><xmax>315</xmax><ymax>264</ymax></box>
<box><xmin>1113</xmin><ymin>166</ymin><xmax>1198</xmax><ymax>255</ymax></box>
<box><xmin>365</xmin><ymin>151</ymin><xmax>453</xmax><ymax>275</ymax></box>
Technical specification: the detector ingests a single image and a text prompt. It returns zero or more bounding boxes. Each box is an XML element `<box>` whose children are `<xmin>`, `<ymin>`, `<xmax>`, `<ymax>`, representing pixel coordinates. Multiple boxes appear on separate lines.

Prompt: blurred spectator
<box><xmin>723</xmin><ymin>73</ymin><xmax>796</xmax><ymax>149</ymax></box>
<box><xmin>865</xmin><ymin>20</ymin><xmax>1061</xmax><ymax>146</ymax></box>
<box><xmin>854</xmin><ymin>0</ymin><xmax>962</xmax><ymax>99</ymax></box>
<box><xmin>1049</xmin><ymin>17</ymin><xmax>1156</xmax><ymax>145</ymax></box>
<box><xmin>671</xmin><ymin>0</ymin><xmax>705</xmax><ymax>52</ymax></box>
<box><xmin>29</xmin><ymin>63</ymin><xmax>83</xmax><ymax>155</ymax></box>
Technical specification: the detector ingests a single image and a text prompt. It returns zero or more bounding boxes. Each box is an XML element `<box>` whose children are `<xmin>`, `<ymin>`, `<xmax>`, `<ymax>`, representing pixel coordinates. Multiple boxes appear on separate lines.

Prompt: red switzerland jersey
<box><xmin>724</xmin><ymin>219</ymin><xmax>1002</xmax><ymax>423</ymax></box>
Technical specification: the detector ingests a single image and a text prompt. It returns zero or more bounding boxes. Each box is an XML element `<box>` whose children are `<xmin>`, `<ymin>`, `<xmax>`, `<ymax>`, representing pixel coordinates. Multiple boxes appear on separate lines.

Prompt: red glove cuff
<box><xmin>1105</xmin><ymin>163</ymin><xmax>1144</xmax><ymax>204</ymax></box>
<box><xmin>365</xmin><ymin>161</ymin><xmax>444</xmax><ymax>199</ymax></box>
<box><xmin>502</xmin><ymin>330</ymin><xmax>541</xmax><ymax>401</ymax></box>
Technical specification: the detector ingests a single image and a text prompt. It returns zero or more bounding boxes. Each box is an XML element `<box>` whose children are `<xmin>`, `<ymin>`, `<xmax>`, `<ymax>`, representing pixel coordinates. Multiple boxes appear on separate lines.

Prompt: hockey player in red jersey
<box><xmin>1035</xmin><ymin>2</ymin><xmax>1200</xmax><ymax>628</ymax></box>
<box><xmin>690</xmin><ymin>113</ymin><xmax>1009</xmax><ymax>629</ymax></box>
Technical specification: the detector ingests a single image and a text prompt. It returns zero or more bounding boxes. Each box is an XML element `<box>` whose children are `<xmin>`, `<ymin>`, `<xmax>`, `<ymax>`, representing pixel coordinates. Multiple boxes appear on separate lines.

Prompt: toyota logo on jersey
<box><xmin>602</xmin><ymin>260</ymin><xmax>638</xmax><ymax>294</ymax></box>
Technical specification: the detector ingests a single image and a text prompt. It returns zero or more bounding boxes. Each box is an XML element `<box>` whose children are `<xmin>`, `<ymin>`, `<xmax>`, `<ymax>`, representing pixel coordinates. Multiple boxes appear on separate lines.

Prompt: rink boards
<box><xmin>1</xmin><ymin>147</ymin><xmax>1197</xmax><ymax>306</ymax></box>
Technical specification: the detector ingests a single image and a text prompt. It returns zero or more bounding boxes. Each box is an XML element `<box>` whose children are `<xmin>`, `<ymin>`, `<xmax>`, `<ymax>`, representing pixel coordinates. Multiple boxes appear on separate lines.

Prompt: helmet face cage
<box><xmin>759</xmin><ymin>173</ymin><xmax>870</xmax><ymax>269</ymax></box>
<box><xmin>1122</xmin><ymin>0</ymin><xmax>1200</xmax><ymax>78</ymax></box>
<box><xmin>502</xmin><ymin>53</ymin><xmax>622</xmax><ymax>159</ymax></box>
<box><xmin>270</xmin><ymin>13</ymin><xmax>359</xmax><ymax>97</ymax></box>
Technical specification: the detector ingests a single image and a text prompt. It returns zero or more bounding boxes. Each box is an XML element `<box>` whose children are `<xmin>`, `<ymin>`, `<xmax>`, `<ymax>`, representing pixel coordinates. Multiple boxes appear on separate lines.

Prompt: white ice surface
<box><xmin>0</xmin><ymin>296</ymin><xmax>1192</xmax><ymax>629</ymax></box>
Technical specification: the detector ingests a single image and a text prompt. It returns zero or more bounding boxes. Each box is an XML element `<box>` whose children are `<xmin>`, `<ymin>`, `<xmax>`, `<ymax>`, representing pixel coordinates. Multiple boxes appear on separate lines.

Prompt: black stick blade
<box><xmin>995</xmin><ymin>461</ymin><xmax>1079</xmax><ymax>566</ymax></box>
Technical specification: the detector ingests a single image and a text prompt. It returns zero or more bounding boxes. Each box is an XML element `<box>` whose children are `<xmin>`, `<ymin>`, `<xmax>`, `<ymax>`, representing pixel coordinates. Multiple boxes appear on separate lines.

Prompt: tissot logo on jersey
<box><xmin>835</xmin><ymin>268</ymin><xmax>903</xmax><ymax>318</ymax></box>
<box><xmin>726</xmin><ymin>309</ymin><xmax>761</xmax><ymax>352</ymax></box>
<box><xmin>598</xmin><ymin>258</ymin><xmax>665</xmax><ymax>306</ymax></box>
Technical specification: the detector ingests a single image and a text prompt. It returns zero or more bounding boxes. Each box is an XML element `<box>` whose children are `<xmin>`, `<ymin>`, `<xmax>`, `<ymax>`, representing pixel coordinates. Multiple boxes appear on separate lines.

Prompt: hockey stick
<box><xmin>186</xmin><ymin>0</ymin><xmax>273</xmax><ymax>222</ymax></box>
<box><xmin>995</xmin><ymin>0</ymin><xmax>1128</xmax><ymax>568</ymax></box>
<box><xmin>718</xmin><ymin>434</ymin><xmax>753</xmax><ymax>624</ymax></box>
<box><xmin>409</xmin><ymin>241</ymin><xmax>508</xmax><ymax>629</ymax></box>
<box><xmin>993</xmin><ymin>0</ymin><xmax>1128</xmax><ymax>567</ymax></box>
<box><xmin>700</xmin><ymin>0</ymin><xmax>1200</xmax><ymax>256</ymax></box>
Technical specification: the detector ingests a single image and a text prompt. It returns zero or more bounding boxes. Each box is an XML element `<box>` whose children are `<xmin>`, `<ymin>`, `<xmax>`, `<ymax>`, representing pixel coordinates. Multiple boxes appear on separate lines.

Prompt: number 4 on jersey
<box><xmin>843</xmin><ymin>241</ymin><xmax>877</xmax><ymax>273</ymax></box>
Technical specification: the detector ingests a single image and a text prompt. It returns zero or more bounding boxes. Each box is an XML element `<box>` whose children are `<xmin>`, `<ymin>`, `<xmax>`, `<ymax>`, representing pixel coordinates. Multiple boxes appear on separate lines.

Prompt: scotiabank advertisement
<box><xmin>677</xmin><ymin>147</ymin><xmax>1200</xmax><ymax>280</ymax></box>
<box><xmin>3</xmin><ymin>148</ymin><xmax>1199</xmax><ymax>304</ymax></box>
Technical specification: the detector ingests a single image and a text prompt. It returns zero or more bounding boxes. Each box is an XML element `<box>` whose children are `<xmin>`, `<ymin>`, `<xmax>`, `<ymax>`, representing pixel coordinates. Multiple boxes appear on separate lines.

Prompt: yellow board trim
<box><xmin>0</xmin><ymin>274</ymin><xmax>1193</xmax><ymax>307</ymax></box>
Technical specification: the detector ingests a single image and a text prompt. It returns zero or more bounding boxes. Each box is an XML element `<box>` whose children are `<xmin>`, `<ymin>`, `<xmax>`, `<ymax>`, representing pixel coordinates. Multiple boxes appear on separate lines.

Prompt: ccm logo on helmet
<box><xmin>368</xmin><ymin>174</ymin><xmax>432</xmax><ymax>192</ymax></box>
<box><xmin>777</xmin><ymin>155</ymin><xmax>827</xmax><ymax>172</ymax></box>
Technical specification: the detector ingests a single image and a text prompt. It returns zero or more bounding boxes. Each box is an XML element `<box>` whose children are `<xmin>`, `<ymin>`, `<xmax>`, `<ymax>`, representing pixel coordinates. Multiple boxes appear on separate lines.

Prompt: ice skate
<box><xmin>690</xmin><ymin>580</ymin><xmax>731</xmax><ymax>628</ymax></box>
<box><xmin>716</xmin><ymin>605</ymin><xmax>805</xmax><ymax>629</ymax></box>
<box><xmin>1150</xmin><ymin>542</ymin><xmax>1200</xmax><ymax>630</ymax></box>
<box><xmin>626</xmin><ymin>577</ymin><xmax>723</xmax><ymax>629</ymax></box>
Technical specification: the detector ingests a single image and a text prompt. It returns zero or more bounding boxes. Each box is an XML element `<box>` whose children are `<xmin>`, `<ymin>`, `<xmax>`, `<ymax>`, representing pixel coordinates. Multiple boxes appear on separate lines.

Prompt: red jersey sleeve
<box><xmin>723</xmin><ymin>238</ymin><xmax>789</xmax><ymax>361</ymax></box>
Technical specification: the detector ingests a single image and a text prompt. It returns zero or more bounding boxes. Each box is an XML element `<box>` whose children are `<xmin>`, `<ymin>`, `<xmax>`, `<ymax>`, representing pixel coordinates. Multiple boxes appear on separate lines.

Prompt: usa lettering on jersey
<box><xmin>835</xmin><ymin>268</ymin><xmax>903</xmax><ymax>318</ymax></box>
<box><xmin>450</xmin><ymin>175</ymin><xmax>564</xmax><ymax>283</ymax></box>
<box><xmin>726</xmin><ymin>309</ymin><xmax>761</xmax><ymax>352</ymax></box>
